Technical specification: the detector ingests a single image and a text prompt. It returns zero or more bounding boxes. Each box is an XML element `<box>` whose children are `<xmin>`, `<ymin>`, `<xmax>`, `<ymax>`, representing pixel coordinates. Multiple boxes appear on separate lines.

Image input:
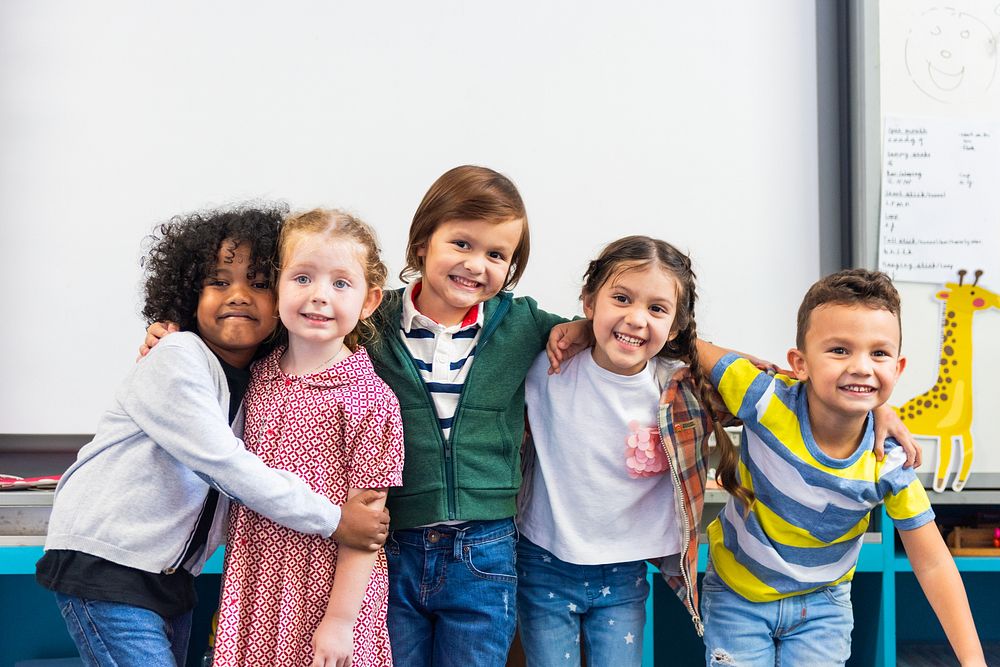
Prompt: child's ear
<box><xmin>582</xmin><ymin>293</ymin><xmax>595</xmax><ymax>320</ymax></box>
<box><xmin>895</xmin><ymin>355</ymin><xmax>907</xmax><ymax>378</ymax></box>
<box><xmin>786</xmin><ymin>348</ymin><xmax>809</xmax><ymax>380</ymax></box>
<box><xmin>361</xmin><ymin>287</ymin><xmax>383</xmax><ymax>320</ymax></box>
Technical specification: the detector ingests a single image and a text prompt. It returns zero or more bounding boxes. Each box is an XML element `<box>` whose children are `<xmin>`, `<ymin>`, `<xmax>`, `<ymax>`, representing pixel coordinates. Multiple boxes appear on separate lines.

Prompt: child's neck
<box><xmin>804</xmin><ymin>390</ymin><xmax>870</xmax><ymax>459</ymax></box>
<box><xmin>280</xmin><ymin>337</ymin><xmax>349</xmax><ymax>375</ymax></box>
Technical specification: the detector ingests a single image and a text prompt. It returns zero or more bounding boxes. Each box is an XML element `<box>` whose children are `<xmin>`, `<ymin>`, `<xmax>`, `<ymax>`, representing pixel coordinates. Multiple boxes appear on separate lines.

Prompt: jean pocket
<box><xmin>820</xmin><ymin>582</ymin><xmax>853</xmax><ymax>609</ymax></box>
<box><xmin>54</xmin><ymin>593</ymin><xmax>76</xmax><ymax>616</ymax></box>
<box><xmin>464</xmin><ymin>535</ymin><xmax>517</xmax><ymax>582</ymax></box>
<box><xmin>514</xmin><ymin>537</ymin><xmax>552</xmax><ymax>563</ymax></box>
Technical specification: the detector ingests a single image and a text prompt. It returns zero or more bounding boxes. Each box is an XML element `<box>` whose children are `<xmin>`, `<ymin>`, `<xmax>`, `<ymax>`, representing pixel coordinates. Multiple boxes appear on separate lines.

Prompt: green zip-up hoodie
<box><xmin>368</xmin><ymin>288</ymin><xmax>565</xmax><ymax>529</ymax></box>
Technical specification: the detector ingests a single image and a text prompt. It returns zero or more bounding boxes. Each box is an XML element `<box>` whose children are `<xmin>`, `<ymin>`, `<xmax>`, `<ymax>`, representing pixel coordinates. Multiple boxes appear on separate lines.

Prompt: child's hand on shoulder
<box><xmin>873</xmin><ymin>404</ymin><xmax>922</xmax><ymax>468</ymax></box>
<box><xmin>546</xmin><ymin>319</ymin><xmax>593</xmax><ymax>374</ymax></box>
<box><xmin>743</xmin><ymin>352</ymin><xmax>783</xmax><ymax>376</ymax></box>
<box><xmin>137</xmin><ymin>321</ymin><xmax>179</xmax><ymax>360</ymax></box>
<box><xmin>311</xmin><ymin>615</ymin><xmax>354</xmax><ymax>667</ymax></box>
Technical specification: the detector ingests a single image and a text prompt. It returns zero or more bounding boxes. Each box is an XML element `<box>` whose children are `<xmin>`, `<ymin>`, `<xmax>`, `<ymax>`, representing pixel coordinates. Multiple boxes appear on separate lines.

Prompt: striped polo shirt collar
<box><xmin>400</xmin><ymin>280</ymin><xmax>483</xmax><ymax>333</ymax></box>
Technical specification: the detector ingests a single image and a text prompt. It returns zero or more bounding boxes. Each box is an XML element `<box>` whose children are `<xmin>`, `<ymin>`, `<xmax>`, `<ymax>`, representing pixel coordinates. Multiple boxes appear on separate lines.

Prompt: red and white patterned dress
<box><xmin>213</xmin><ymin>346</ymin><xmax>404</xmax><ymax>667</ymax></box>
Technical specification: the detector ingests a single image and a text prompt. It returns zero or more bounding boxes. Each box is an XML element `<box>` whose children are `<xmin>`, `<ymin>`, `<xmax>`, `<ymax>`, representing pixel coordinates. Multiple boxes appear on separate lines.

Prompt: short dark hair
<box><xmin>400</xmin><ymin>165</ymin><xmax>530</xmax><ymax>289</ymax></box>
<box><xmin>141</xmin><ymin>203</ymin><xmax>286</xmax><ymax>332</ymax></box>
<box><xmin>796</xmin><ymin>269</ymin><xmax>901</xmax><ymax>349</ymax></box>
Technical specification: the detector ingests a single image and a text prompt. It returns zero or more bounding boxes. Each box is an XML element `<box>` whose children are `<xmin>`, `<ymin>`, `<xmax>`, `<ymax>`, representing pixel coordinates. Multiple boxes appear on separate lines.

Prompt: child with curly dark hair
<box><xmin>36</xmin><ymin>204</ymin><xmax>390</xmax><ymax>667</ymax></box>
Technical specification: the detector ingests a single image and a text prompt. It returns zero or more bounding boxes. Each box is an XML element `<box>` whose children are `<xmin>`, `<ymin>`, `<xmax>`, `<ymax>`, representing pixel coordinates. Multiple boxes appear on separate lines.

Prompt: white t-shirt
<box><xmin>518</xmin><ymin>350</ymin><xmax>682</xmax><ymax>565</ymax></box>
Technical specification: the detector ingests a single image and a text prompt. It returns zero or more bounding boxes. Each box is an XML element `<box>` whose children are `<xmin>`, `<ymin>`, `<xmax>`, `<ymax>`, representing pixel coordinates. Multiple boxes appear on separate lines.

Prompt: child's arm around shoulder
<box><xmin>898</xmin><ymin>523</ymin><xmax>986</xmax><ymax>666</ymax></box>
<box><xmin>695</xmin><ymin>339</ymin><xmax>921</xmax><ymax>466</ymax></box>
<box><xmin>138</xmin><ymin>321</ymin><xmax>178</xmax><ymax>358</ymax></box>
<box><xmin>132</xmin><ymin>333</ymin><xmax>389</xmax><ymax>549</ymax></box>
<box><xmin>694</xmin><ymin>339</ymin><xmax>731</xmax><ymax>378</ymax></box>
<box><xmin>545</xmin><ymin>319</ymin><xmax>592</xmax><ymax>373</ymax></box>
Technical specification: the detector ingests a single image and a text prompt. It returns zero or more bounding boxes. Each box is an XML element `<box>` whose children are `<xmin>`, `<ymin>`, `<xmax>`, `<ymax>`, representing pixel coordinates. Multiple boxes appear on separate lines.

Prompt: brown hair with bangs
<box><xmin>400</xmin><ymin>165</ymin><xmax>529</xmax><ymax>289</ymax></box>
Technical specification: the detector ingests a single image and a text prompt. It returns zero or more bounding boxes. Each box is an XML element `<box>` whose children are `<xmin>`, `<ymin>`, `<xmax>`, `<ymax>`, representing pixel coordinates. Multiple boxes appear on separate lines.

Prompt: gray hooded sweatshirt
<box><xmin>44</xmin><ymin>332</ymin><xmax>341</xmax><ymax>575</ymax></box>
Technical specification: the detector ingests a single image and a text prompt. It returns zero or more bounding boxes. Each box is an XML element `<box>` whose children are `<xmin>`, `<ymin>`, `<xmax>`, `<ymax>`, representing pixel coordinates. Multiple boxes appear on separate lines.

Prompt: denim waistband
<box><xmin>390</xmin><ymin>517</ymin><xmax>517</xmax><ymax>553</ymax></box>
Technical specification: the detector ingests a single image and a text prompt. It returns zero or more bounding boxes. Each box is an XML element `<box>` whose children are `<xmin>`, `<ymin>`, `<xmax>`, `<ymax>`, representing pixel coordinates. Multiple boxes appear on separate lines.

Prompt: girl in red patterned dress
<box><xmin>213</xmin><ymin>209</ymin><xmax>404</xmax><ymax>667</ymax></box>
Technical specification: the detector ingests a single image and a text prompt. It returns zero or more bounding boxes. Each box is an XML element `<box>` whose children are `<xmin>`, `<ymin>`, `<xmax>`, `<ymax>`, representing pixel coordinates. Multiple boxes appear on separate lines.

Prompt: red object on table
<box><xmin>0</xmin><ymin>474</ymin><xmax>61</xmax><ymax>490</ymax></box>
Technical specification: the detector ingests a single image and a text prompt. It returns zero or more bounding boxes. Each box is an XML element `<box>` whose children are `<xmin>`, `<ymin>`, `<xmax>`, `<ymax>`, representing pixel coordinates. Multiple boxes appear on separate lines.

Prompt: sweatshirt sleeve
<box><xmin>122</xmin><ymin>338</ymin><xmax>341</xmax><ymax>537</ymax></box>
<box><xmin>526</xmin><ymin>297</ymin><xmax>570</xmax><ymax>347</ymax></box>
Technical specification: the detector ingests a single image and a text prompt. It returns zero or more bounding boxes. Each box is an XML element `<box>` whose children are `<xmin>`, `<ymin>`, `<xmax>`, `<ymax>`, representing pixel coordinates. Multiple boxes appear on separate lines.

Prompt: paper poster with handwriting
<box><xmin>878</xmin><ymin>116</ymin><xmax>1000</xmax><ymax>283</ymax></box>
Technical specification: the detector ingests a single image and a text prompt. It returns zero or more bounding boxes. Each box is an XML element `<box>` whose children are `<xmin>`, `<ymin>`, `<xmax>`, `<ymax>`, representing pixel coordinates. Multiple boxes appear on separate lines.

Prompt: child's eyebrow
<box><xmin>820</xmin><ymin>335</ymin><xmax>897</xmax><ymax>349</ymax></box>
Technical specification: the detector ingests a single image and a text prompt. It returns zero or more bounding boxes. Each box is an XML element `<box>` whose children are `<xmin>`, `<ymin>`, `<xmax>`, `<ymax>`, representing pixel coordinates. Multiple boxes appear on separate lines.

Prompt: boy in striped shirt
<box><xmin>696</xmin><ymin>269</ymin><xmax>983</xmax><ymax>666</ymax></box>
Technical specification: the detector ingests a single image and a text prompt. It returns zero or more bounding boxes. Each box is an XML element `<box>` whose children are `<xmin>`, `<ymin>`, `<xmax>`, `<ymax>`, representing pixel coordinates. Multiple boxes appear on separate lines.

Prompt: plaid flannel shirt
<box><xmin>651</xmin><ymin>364</ymin><xmax>712</xmax><ymax>637</ymax></box>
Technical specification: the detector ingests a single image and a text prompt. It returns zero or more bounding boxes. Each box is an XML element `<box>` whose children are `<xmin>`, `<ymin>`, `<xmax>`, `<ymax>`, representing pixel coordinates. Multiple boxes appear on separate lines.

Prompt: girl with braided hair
<box><xmin>528</xmin><ymin>239</ymin><xmax>922</xmax><ymax>666</ymax></box>
<box><xmin>516</xmin><ymin>235</ymin><xmax>739</xmax><ymax>665</ymax></box>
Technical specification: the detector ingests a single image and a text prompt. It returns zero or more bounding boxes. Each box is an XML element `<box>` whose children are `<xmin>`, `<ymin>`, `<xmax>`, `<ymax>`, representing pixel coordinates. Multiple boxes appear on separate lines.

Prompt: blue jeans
<box><xmin>700</xmin><ymin>564</ymin><xmax>854</xmax><ymax>666</ymax></box>
<box><xmin>54</xmin><ymin>593</ymin><xmax>192</xmax><ymax>667</ymax></box>
<box><xmin>386</xmin><ymin>518</ymin><xmax>518</xmax><ymax>667</ymax></box>
<box><xmin>516</xmin><ymin>537</ymin><xmax>649</xmax><ymax>667</ymax></box>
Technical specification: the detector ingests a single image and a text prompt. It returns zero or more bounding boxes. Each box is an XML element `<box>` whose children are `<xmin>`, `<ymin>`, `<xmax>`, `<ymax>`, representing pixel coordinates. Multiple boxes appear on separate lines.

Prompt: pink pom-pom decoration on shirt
<box><xmin>625</xmin><ymin>420</ymin><xmax>670</xmax><ymax>478</ymax></box>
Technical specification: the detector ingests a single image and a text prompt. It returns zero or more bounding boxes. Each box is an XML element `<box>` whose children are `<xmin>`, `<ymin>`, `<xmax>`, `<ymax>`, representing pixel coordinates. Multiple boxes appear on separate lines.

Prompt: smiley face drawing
<box><xmin>904</xmin><ymin>7</ymin><xmax>997</xmax><ymax>104</ymax></box>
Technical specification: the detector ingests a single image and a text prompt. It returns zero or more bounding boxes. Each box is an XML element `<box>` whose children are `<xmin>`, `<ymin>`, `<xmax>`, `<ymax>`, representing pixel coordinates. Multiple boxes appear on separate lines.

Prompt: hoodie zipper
<box><xmin>391</xmin><ymin>292</ymin><xmax>512</xmax><ymax>519</ymax></box>
<box><xmin>440</xmin><ymin>295</ymin><xmax>510</xmax><ymax>517</ymax></box>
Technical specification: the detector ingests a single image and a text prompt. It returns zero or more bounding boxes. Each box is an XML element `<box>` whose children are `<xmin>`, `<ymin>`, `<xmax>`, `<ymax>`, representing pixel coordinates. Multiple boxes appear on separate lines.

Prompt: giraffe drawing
<box><xmin>894</xmin><ymin>270</ymin><xmax>1000</xmax><ymax>492</ymax></box>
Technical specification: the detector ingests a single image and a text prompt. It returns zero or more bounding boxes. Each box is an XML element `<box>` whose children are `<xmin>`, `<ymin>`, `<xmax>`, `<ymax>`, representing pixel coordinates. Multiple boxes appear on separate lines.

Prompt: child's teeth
<box><xmin>615</xmin><ymin>333</ymin><xmax>643</xmax><ymax>346</ymax></box>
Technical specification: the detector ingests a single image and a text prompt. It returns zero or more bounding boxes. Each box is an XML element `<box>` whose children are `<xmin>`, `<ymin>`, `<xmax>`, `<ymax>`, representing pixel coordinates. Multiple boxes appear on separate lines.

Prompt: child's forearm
<box><xmin>322</xmin><ymin>488</ymin><xmax>386</xmax><ymax>625</ymax></box>
<box><xmin>323</xmin><ymin>543</ymin><xmax>379</xmax><ymax>623</ymax></box>
<box><xmin>311</xmin><ymin>543</ymin><xmax>380</xmax><ymax>664</ymax></box>
<box><xmin>900</xmin><ymin>524</ymin><xmax>985</xmax><ymax>665</ymax></box>
<box><xmin>311</xmin><ymin>487</ymin><xmax>384</xmax><ymax>664</ymax></box>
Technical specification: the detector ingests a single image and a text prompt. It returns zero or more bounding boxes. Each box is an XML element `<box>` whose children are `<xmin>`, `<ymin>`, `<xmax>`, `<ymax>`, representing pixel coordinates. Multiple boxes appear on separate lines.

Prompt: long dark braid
<box><xmin>681</xmin><ymin>312</ymin><xmax>755</xmax><ymax>512</ymax></box>
<box><xmin>583</xmin><ymin>236</ymin><xmax>753</xmax><ymax>510</ymax></box>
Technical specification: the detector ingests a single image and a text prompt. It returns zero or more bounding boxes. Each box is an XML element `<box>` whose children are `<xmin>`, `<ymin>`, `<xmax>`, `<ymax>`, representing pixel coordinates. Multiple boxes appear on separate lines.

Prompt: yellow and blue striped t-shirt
<box><xmin>706</xmin><ymin>354</ymin><xmax>933</xmax><ymax>602</ymax></box>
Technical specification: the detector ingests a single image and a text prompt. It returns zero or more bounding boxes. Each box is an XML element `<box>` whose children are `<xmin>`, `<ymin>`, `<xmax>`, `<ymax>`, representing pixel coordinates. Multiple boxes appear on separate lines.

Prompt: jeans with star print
<box><xmin>516</xmin><ymin>536</ymin><xmax>649</xmax><ymax>666</ymax></box>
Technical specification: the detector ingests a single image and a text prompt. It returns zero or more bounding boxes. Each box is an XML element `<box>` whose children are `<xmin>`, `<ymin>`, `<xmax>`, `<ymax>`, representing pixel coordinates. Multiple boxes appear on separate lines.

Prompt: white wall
<box><xmin>0</xmin><ymin>1</ymin><xmax>821</xmax><ymax>433</ymax></box>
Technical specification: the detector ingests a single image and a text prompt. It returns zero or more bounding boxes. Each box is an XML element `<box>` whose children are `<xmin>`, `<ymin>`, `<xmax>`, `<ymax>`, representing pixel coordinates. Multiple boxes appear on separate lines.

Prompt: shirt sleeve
<box><xmin>877</xmin><ymin>440</ymin><xmax>935</xmax><ymax>531</ymax></box>
<box><xmin>122</xmin><ymin>337</ymin><xmax>341</xmax><ymax>537</ymax></box>
<box><xmin>346</xmin><ymin>391</ymin><xmax>405</xmax><ymax>490</ymax></box>
<box><xmin>709</xmin><ymin>353</ymin><xmax>784</xmax><ymax>423</ymax></box>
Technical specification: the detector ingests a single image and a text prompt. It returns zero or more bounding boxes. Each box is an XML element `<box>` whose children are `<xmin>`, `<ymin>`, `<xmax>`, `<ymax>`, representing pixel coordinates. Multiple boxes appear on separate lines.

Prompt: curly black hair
<box><xmin>141</xmin><ymin>203</ymin><xmax>288</xmax><ymax>336</ymax></box>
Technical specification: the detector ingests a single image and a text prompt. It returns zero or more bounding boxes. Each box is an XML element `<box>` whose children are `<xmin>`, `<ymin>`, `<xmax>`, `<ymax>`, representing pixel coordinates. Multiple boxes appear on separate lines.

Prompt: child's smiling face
<box><xmin>277</xmin><ymin>234</ymin><xmax>381</xmax><ymax>358</ymax></box>
<box><xmin>196</xmin><ymin>239</ymin><xmax>277</xmax><ymax>368</ymax></box>
<box><xmin>788</xmin><ymin>303</ymin><xmax>905</xmax><ymax>422</ymax></box>
<box><xmin>583</xmin><ymin>263</ymin><xmax>680</xmax><ymax>376</ymax></box>
<box><xmin>414</xmin><ymin>217</ymin><xmax>523</xmax><ymax>325</ymax></box>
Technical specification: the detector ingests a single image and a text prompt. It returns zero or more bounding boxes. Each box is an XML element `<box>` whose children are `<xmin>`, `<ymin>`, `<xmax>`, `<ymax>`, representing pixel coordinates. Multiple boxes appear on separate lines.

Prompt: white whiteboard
<box><xmin>0</xmin><ymin>1</ymin><xmax>821</xmax><ymax>434</ymax></box>
<box><xmin>878</xmin><ymin>0</ymin><xmax>1000</xmax><ymax>482</ymax></box>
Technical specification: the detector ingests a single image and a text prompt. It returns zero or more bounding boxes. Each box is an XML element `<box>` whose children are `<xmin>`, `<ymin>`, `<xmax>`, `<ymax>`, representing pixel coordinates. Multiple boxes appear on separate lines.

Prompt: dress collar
<box><xmin>256</xmin><ymin>344</ymin><xmax>377</xmax><ymax>389</ymax></box>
